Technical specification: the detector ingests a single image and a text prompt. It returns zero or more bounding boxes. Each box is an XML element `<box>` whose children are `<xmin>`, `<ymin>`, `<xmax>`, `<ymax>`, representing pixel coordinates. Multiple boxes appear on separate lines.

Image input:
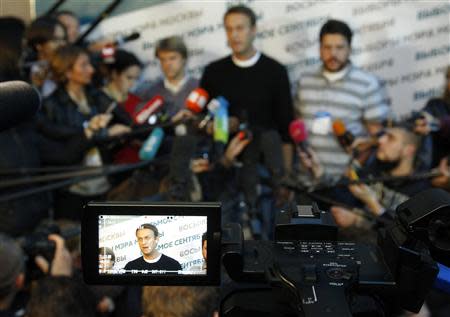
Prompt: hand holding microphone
<box><xmin>221</xmin><ymin>134</ymin><xmax>251</xmax><ymax>168</ymax></box>
<box><xmin>107</xmin><ymin>124</ymin><xmax>131</xmax><ymax>137</ymax></box>
<box><xmin>170</xmin><ymin>88</ymin><xmax>209</xmax><ymax>134</ymax></box>
<box><xmin>413</xmin><ymin>111</ymin><xmax>440</xmax><ymax>136</ymax></box>
<box><xmin>289</xmin><ymin>119</ymin><xmax>309</xmax><ymax>152</ymax></box>
<box><xmin>332</xmin><ymin>119</ymin><xmax>354</xmax><ymax>152</ymax></box>
<box><xmin>84</xmin><ymin>113</ymin><xmax>112</xmax><ymax>139</ymax></box>
<box><xmin>139</xmin><ymin>127</ymin><xmax>164</xmax><ymax>161</ymax></box>
<box><xmin>171</xmin><ymin>109</ymin><xmax>195</xmax><ymax>124</ymax></box>
<box><xmin>348</xmin><ymin>183</ymin><xmax>384</xmax><ymax>216</ymax></box>
<box><xmin>289</xmin><ymin>119</ymin><xmax>323</xmax><ymax>179</ymax></box>
<box><xmin>333</xmin><ymin>119</ymin><xmax>377</xmax><ymax>166</ymax></box>
<box><xmin>190</xmin><ymin>158</ymin><xmax>210</xmax><ymax>174</ymax></box>
<box><xmin>297</xmin><ymin>147</ymin><xmax>323</xmax><ymax>180</ymax></box>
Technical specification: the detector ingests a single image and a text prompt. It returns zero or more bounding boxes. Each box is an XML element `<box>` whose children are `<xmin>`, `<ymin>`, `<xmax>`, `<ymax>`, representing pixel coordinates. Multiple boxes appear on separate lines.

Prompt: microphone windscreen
<box><xmin>139</xmin><ymin>127</ymin><xmax>164</xmax><ymax>161</ymax></box>
<box><xmin>289</xmin><ymin>119</ymin><xmax>308</xmax><ymax>144</ymax></box>
<box><xmin>0</xmin><ymin>81</ymin><xmax>41</xmax><ymax>132</ymax></box>
<box><xmin>134</xmin><ymin>95</ymin><xmax>164</xmax><ymax>125</ymax></box>
<box><xmin>332</xmin><ymin>119</ymin><xmax>346</xmax><ymax>137</ymax></box>
<box><xmin>185</xmin><ymin>88</ymin><xmax>209</xmax><ymax>113</ymax></box>
<box><xmin>213</xmin><ymin>101</ymin><xmax>229</xmax><ymax>144</ymax></box>
<box><xmin>207</xmin><ymin>96</ymin><xmax>229</xmax><ymax>114</ymax></box>
<box><xmin>216</xmin><ymin>96</ymin><xmax>229</xmax><ymax>109</ymax></box>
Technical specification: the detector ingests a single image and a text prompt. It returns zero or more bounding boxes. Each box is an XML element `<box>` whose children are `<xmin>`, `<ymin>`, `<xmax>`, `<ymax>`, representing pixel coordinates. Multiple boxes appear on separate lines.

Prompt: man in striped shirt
<box><xmin>295</xmin><ymin>19</ymin><xmax>391</xmax><ymax>176</ymax></box>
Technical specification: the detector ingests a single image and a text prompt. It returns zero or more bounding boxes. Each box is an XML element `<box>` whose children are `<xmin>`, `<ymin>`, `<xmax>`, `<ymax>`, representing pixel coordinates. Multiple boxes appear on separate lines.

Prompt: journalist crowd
<box><xmin>0</xmin><ymin>4</ymin><xmax>449</xmax><ymax>317</ymax></box>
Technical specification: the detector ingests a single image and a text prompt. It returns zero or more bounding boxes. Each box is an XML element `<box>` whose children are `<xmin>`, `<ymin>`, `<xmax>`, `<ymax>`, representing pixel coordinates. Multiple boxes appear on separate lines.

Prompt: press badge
<box><xmin>311</xmin><ymin>111</ymin><xmax>332</xmax><ymax>135</ymax></box>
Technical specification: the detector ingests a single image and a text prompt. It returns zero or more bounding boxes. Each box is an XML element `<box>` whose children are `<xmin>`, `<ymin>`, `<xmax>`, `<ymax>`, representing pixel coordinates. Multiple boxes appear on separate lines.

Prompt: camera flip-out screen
<box><xmin>82</xmin><ymin>202</ymin><xmax>221</xmax><ymax>285</ymax></box>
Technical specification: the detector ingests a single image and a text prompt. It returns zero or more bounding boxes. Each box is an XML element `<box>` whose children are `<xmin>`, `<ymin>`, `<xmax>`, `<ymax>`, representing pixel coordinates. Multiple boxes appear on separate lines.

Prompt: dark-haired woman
<box><xmin>100</xmin><ymin>49</ymin><xmax>144</xmax><ymax>164</ymax></box>
<box><xmin>101</xmin><ymin>49</ymin><xmax>142</xmax><ymax>107</ymax></box>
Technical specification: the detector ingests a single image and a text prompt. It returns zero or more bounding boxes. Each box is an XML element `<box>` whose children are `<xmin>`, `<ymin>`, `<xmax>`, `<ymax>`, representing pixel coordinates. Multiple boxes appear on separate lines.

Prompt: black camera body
<box><xmin>221</xmin><ymin>204</ymin><xmax>396</xmax><ymax>317</ymax></box>
<box><xmin>220</xmin><ymin>190</ymin><xmax>450</xmax><ymax>316</ymax></box>
<box><xmin>81</xmin><ymin>189</ymin><xmax>449</xmax><ymax>317</ymax></box>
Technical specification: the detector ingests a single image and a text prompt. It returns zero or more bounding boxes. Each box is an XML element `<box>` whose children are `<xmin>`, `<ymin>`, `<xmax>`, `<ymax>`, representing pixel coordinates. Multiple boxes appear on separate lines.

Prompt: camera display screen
<box><xmin>82</xmin><ymin>201</ymin><xmax>221</xmax><ymax>285</ymax></box>
<box><xmin>98</xmin><ymin>215</ymin><xmax>207</xmax><ymax>276</ymax></box>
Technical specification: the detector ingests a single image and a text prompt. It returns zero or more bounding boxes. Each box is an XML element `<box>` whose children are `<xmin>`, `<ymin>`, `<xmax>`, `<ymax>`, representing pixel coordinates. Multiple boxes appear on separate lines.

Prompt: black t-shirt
<box><xmin>200</xmin><ymin>54</ymin><xmax>294</xmax><ymax>142</ymax></box>
<box><xmin>123</xmin><ymin>254</ymin><xmax>182</xmax><ymax>272</ymax></box>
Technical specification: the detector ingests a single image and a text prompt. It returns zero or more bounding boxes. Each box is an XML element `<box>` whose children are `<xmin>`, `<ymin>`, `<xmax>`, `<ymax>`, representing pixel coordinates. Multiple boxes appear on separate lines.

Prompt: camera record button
<box><xmin>326</xmin><ymin>268</ymin><xmax>345</xmax><ymax>279</ymax></box>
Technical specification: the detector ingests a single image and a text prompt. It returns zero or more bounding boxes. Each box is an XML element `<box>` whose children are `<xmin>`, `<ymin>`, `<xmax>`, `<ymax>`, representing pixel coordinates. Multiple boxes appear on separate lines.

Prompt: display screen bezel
<box><xmin>82</xmin><ymin>201</ymin><xmax>221</xmax><ymax>285</ymax></box>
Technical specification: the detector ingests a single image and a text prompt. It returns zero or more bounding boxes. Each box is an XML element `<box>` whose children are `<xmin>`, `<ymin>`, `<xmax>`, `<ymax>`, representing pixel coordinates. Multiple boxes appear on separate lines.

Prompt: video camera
<box><xmin>81</xmin><ymin>189</ymin><xmax>450</xmax><ymax>316</ymax></box>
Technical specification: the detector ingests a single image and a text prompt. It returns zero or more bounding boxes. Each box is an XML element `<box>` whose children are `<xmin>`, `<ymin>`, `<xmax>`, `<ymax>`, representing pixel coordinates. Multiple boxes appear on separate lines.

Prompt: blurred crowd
<box><xmin>0</xmin><ymin>4</ymin><xmax>449</xmax><ymax>317</ymax></box>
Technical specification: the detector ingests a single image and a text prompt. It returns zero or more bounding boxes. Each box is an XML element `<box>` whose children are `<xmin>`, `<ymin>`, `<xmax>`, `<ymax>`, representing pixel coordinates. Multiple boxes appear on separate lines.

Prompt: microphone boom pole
<box><xmin>44</xmin><ymin>0</ymin><xmax>67</xmax><ymax>16</ymax></box>
<box><xmin>0</xmin><ymin>155</ymin><xmax>169</xmax><ymax>202</ymax></box>
<box><xmin>75</xmin><ymin>0</ymin><xmax>122</xmax><ymax>45</ymax></box>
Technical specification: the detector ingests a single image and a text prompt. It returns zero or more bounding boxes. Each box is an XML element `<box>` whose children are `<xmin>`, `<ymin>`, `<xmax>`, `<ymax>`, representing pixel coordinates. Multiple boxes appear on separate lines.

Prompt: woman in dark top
<box><xmin>101</xmin><ymin>49</ymin><xmax>142</xmax><ymax>114</ymax></box>
<box><xmin>100</xmin><ymin>49</ymin><xmax>144</xmax><ymax>163</ymax></box>
<box><xmin>38</xmin><ymin>44</ymin><xmax>130</xmax><ymax>219</ymax></box>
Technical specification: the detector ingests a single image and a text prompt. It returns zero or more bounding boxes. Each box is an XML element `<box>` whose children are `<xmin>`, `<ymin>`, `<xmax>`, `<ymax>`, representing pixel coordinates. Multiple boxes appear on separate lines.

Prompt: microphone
<box><xmin>139</xmin><ymin>127</ymin><xmax>164</xmax><ymax>161</ymax></box>
<box><xmin>289</xmin><ymin>119</ymin><xmax>309</xmax><ymax>152</ymax></box>
<box><xmin>213</xmin><ymin>97</ymin><xmax>230</xmax><ymax>144</ymax></box>
<box><xmin>0</xmin><ymin>81</ymin><xmax>41</xmax><ymax>132</ymax></box>
<box><xmin>332</xmin><ymin>119</ymin><xmax>354</xmax><ymax>149</ymax></box>
<box><xmin>101</xmin><ymin>45</ymin><xmax>115</xmax><ymax>64</ymax></box>
<box><xmin>210</xmin><ymin>98</ymin><xmax>230</xmax><ymax>163</ymax></box>
<box><xmin>114</xmin><ymin>32</ymin><xmax>140</xmax><ymax>46</ymax></box>
<box><xmin>133</xmin><ymin>95</ymin><xmax>164</xmax><ymax>125</ymax></box>
<box><xmin>185</xmin><ymin>88</ymin><xmax>209</xmax><ymax>114</ymax></box>
<box><xmin>199</xmin><ymin>96</ymin><xmax>228</xmax><ymax>130</ymax></box>
<box><xmin>333</xmin><ymin>119</ymin><xmax>378</xmax><ymax>168</ymax></box>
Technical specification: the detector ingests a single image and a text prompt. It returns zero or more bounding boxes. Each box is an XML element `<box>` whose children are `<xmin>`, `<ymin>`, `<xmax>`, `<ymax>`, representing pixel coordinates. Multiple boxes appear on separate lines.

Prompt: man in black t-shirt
<box><xmin>200</xmin><ymin>5</ymin><xmax>294</xmax><ymax>235</ymax></box>
<box><xmin>124</xmin><ymin>224</ymin><xmax>181</xmax><ymax>272</ymax></box>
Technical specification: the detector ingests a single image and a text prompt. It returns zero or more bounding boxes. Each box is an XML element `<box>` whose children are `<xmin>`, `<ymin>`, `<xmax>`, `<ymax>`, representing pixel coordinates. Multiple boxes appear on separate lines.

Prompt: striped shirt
<box><xmin>295</xmin><ymin>64</ymin><xmax>391</xmax><ymax>175</ymax></box>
